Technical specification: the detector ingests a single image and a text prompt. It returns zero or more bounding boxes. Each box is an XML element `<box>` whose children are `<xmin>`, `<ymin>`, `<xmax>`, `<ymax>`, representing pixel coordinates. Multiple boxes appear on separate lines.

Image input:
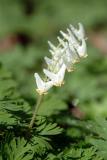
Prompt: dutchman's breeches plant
<box><xmin>29</xmin><ymin>23</ymin><xmax>87</xmax><ymax>128</ymax></box>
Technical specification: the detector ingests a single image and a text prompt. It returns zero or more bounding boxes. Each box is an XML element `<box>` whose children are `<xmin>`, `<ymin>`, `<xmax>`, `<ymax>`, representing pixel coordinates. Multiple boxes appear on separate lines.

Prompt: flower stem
<box><xmin>29</xmin><ymin>94</ymin><xmax>44</xmax><ymax>129</ymax></box>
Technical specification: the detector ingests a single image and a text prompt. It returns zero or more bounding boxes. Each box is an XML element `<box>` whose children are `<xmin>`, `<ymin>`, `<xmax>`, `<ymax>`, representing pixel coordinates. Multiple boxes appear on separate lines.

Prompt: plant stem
<box><xmin>29</xmin><ymin>38</ymin><xmax>66</xmax><ymax>129</ymax></box>
<box><xmin>29</xmin><ymin>94</ymin><xmax>43</xmax><ymax>129</ymax></box>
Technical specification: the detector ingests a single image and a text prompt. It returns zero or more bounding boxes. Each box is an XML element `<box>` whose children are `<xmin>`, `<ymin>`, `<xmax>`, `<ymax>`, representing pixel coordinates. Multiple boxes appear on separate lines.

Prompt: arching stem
<box><xmin>29</xmin><ymin>94</ymin><xmax>44</xmax><ymax>129</ymax></box>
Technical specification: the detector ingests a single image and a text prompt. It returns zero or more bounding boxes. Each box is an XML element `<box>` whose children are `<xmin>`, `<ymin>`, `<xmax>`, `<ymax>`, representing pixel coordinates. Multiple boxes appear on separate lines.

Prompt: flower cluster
<box><xmin>34</xmin><ymin>23</ymin><xmax>87</xmax><ymax>95</ymax></box>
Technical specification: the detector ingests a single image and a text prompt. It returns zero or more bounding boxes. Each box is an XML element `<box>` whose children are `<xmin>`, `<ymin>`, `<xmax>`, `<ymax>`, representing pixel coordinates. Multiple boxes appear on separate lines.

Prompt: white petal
<box><xmin>78</xmin><ymin>23</ymin><xmax>85</xmax><ymax>39</ymax></box>
<box><xmin>67</xmin><ymin>28</ymin><xmax>78</xmax><ymax>45</ymax></box>
<box><xmin>43</xmin><ymin>81</ymin><xmax>53</xmax><ymax>91</ymax></box>
<box><xmin>70</xmin><ymin>23</ymin><xmax>85</xmax><ymax>40</ymax></box>
<box><xmin>34</xmin><ymin>73</ymin><xmax>44</xmax><ymax>89</ymax></box>
<box><xmin>57</xmin><ymin>64</ymin><xmax>66</xmax><ymax>82</ymax></box>
<box><xmin>34</xmin><ymin>73</ymin><xmax>53</xmax><ymax>94</ymax></box>
<box><xmin>36</xmin><ymin>81</ymin><xmax>53</xmax><ymax>95</ymax></box>
<box><xmin>69</xmin><ymin>44</ymin><xmax>76</xmax><ymax>53</ymax></box>
<box><xmin>49</xmin><ymin>49</ymin><xmax>55</xmax><ymax>56</ymax></box>
<box><xmin>60</xmin><ymin>30</ymin><xmax>69</xmax><ymax>40</ymax></box>
<box><xmin>54</xmin><ymin>59</ymin><xmax>63</xmax><ymax>72</ymax></box>
<box><xmin>58</xmin><ymin>58</ymin><xmax>63</xmax><ymax>66</ymax></box>
<box><xmin>57</xmin><ymin>36</ymin><xmax>65</xmax><ymax>47</ymax></box>
<box><xmin>67</xmin><ymin>28</ymin><xmax>72</xmax><ymax>37</ymax></box>
<box><xmin>48</xmin><ymin>41</ymin><xmax>56</xmax><ymax>51</ymax></box>
<box><xmin>62</xmin><ymin>56</ymin><xmax>74</xmax><ymax>72</ymax></box>
<box><xmin>50</xmin><ymin>47</ymin><xmax>65</xmax><ymax>60</ymax></box>
<box><xmin>43</xmin><ymin>69</ymin><xmax>56</xmax><ymax>82</ymax></box>
<box><xmin>65</xmin><ymin>47</ymin><xmax>72</xmax><ymax>60</ymax></box>
<box><xmin>76</xmin><ymin>39</ymin><xmax>87</xmax><ymax>58</ymax></box>
<box><xmin>44</xmin><ymin>56</ymin><xmax>52</xmax><ymax>66</ymax></box>
<box><xmin>65</xmin><ymin>44</ymin><xmax>79</xmax><ymax>63</ymax></box>
<box><xmin>55</xmin><ymin>48</ymin><xmax>62</xmax><ymax>56</ymax></box>
<box><xmin>43</xmin><ymin>64</ymin><xmax>66</xmax><ymax>86</ymax></box>
<box><xmin>69</xmin><ymin>33</ymin><xmax>78</xmax><ymax>45</ymax></box>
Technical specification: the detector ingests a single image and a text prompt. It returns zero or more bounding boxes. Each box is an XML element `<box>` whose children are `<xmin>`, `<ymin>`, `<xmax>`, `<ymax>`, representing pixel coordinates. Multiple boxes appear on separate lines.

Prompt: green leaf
<box><xmin>0</xmin><ymin>65</ymin><xmax>31</xmax><ymax>126</ymax></box>
<box><xmin>36</xmin><ymin>117</ymin><xmax>63</xmax><ymax>136</ymax></box>
<box><xmin>3</xmin><ymin>138</ymin><xmax>34</xmax><ymax>160</ymax></box>
<box><xmin>32</xmin><ymin>136</ymin><xmax>52</xmax><ymax>156</ymax></box>
<box><xmin>86</xmin><ymin>119</ymin><xmax>107</xmax><ymax>159</ymax></box>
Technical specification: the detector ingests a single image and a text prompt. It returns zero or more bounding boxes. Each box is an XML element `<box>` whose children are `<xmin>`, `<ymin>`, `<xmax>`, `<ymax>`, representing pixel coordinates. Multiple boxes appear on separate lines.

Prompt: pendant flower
<box><xmin>34</xmin><ymin>73</ymin><xmax>53</xmax><ymax>95</ymax></box>
<box><xmin>70</xmin><ymin>23</ymin><xmax>85</xmax><ymax>40</ymax></box>
<box><xmin>43</xmin><ymin>64</ymin><xmax>66</xmax><ymax>86</ymax></box>
<box><xmin>34</xmin><ymin>23</ymin><xmax>87</xmax><ymax>94</ymax></box>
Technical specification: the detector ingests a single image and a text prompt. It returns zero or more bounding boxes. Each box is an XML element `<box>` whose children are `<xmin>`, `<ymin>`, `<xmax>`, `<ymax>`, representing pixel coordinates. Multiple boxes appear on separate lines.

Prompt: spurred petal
<box><xmin>65</xmin><ymin>44</ymin><xmax>80</xmax><ymax>63</ymax></box>
<box><xmin>48</xmin><ymin>41</ymin><xmax>57</xmax><ymax>51</ymax></box>
<box><xmin>43</xmin><ymin>64</ymin><xmax>66</xmax><ymax>86</ymax></box>
<box><xmin>34</xmin><ymin>73</ymin><xmax>53</xmax><ymax>94</ymax></box>
<box><xmin>49</xmin><ymin>47</ymin><xmax>66</xmax><ymax>60</ymax></box>
<box><xmin>68</xmin><ymin>32</ymin><xmax>78</xmax><ymax>45</ymax></box>
<box><xmin>49</xmin><ymin>49</ymin><xmax>55</xmax><ymax>56</ymax></box>
<box><xmin>43</xmin><ymin>81</ymin><xmax>53</xmax><ymax>91</ymax></box>
<box><xmin>57</xmin><ymin>36</ymin><xmax>65</xmax><ymax>47</ymax></box>
<box><xmin>44</xmin><ymin>56</ymin><xmax>53</xmax><ymax>66</ymax></box>
<box><xmin>34</xmin><ymin>73</ymin><xmax>44</xmax><ymax>89</ymax></box>
<box><xmin>60</xmin><ymin>30</ymin><xmax>69</xmax><ymax>40</ymax></box>
<box><xmin>62</xmin><ymin>55</ymin><xmax>74</xmax><ymax>72</ymax></box>
<box><xmin>75</xmin><ymin>39</ymin><xmax>87</xmax><ymax>58</ymax></box>
<box><xmin>43</xmin><ymin>69</ymin><xmax>56</xmax><ymax>82</ymax></box>
<box><xmin>57</xmin><ymin>64</ymin><xmax>66</xmax><ymax>83</ymax></box>
<box><xmin>70</xmin><ymin>23</ymin><xmax>85</xmax><ymax>40</ymax></box>
<box><xmin>34</xmin><ymin>23</ymin><xmax>87</xmax><ymax>93</ymax></box>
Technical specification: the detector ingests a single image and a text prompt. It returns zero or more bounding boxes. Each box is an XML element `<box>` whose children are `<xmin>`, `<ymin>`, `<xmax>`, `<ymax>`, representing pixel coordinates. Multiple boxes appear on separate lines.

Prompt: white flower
<box><xmin>60</xmin><ymin>24</ymin><xmax>87</xmax><ymax>59</ymax></box>
<box><xmin>62</xmin><ymin>46</ymin><xmax>76</xmax><ymax>72</ymax></box>
<box><xmin>44</xmin><ymin>56</ymin><xmax>53</xmax><ymax>66</ymax></box>
<box><xmin>34</xmin><ymin>23</ymin><xmax>87</xmax><ymax>94</ymax></box>
<box><xmin>57</xmin><ymin>36</ymin><xmax>65</xmax><ymax>47</ymax></box>
<box><xmin>59</xmin><ymin>42</ymin><xmax>79</xmax><ymax>67</ymax></box>
<box><xmin>48</xmin><ymin>41</ymin><xmax>57</xmax><ymax>52</ymax></box>
<box><xmin>60</xmin><ymin>30</ymin><xmax>69</xmax><ymax>41</ymax></box>
<box><xmin>67</xmin><ymin>44</ymin><xmax>80</xmax><ymax>63</ymax></box>
<box><xmin>70</xmin><ymin>23</ymin><xmax>85</xmax><ymax>40</ymax></box>
<box><xmin>34</xmin><ymin>73</ymin><xmax>53</xmax><ymax>95</ymax></box>
<box><xmin>62</xmin><ymin>55</ymin><xmax>74</xmax><ymax>72</ymax></box>
<box><xmin>44</xmin><ymin>56</ymin><xmax>63</xmax><ymax>72</ymax></box>
<box><xmin>60</xmin><ymin>28</ymin><xmax>78</xmax><ymax>46</ymax></box>
<box><xmin>48</xmin><ymin>41</ymin><xmax>66</xmax><ymax>60</ymax></box>
<box><xmin>49</xmin><ymin>48</ymin><xmax>62</xmax><ymax>60</ymax></box>
<box><xmin>73</xmin><ymin>39</ymin><xmax>87</xmax><ymax>58</ymax></box>
<box><xmin>43</xmin><ymin>64</ymin><xmax>66</xmax><ymax>86</ymax></box>
<box><xmin>67</xmin><ymin>28</ymin><xmax>78</xmax><ymax>45</ymax></box>
<box><xmin>53</xmin><ymin>58</ymin><xmax>63</xmax><ymax>72</ymax></box>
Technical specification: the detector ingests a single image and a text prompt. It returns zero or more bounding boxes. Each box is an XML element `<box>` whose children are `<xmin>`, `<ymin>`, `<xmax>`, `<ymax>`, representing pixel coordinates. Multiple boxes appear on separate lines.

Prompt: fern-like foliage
<box><xmin>31</xmin><ymin>116</ymin><xmax>63</xmax><ymax>157</ymax></box>
<box><xmin>0</xmin><ymin>64</ymin><xmax>31</xmax><ymax>126</ymax></box>
<box><xmin>85</xmin><ymin>119</ymin><xmax>107</xmax><ymax>159</ymax></box>
<box><xmin>1</xmin><ymin>138</ymin><xmax>34</xmax><ymax>160</ymax></box>
<box><xmin>0</xmin><ymin>64</ymin><xmax>63</xmax><ymax>160</ymax></box>
<box><xmin>36</xmin><ymin>116</ymin><xmax>63</xmax><ymax>136</ymax></box>
<box><xmin>45</xmin><ymin>147</ymin><xmax>103</xmax><ymax>160</ymax></box>
<box><xmin>0</xmin><ymin>116</ymin><xmax>63</xmax><ymax>160</ymax></box>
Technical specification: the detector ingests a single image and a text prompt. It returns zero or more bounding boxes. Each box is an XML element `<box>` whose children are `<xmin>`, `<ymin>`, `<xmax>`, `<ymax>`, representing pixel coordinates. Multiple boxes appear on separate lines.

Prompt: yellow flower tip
<box><xmin>62</xmin><ymin>81</ymin><xmax>65</xmax><ymax>85</ymax></box>
<box><xmin>36</xmin><ymin>89</ymin><xmax>48</xmax><ymax>95</ymax></box>
<box><xmin>80</xmin><ymin>54</ymin><xmax>88</xmax><ymax>59</ymax></box>
<box><xmin>67</xmin><ymin>68</ymin><xmax>75</xmax><ymax>72</ymax></box>
<box><xmin>54</xmin><ymin>81</ymin><xmax>64</xmax><ymax>87</ymax></box>
<box><xmin>84</xmin><ymin>54</ymin><xmax>88</xmax><ymax>58</ymax></box>
<box><xmin>74</xmin><ymin>59</ymin><xmax>80</xmax><ymax>63</ymax></box>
